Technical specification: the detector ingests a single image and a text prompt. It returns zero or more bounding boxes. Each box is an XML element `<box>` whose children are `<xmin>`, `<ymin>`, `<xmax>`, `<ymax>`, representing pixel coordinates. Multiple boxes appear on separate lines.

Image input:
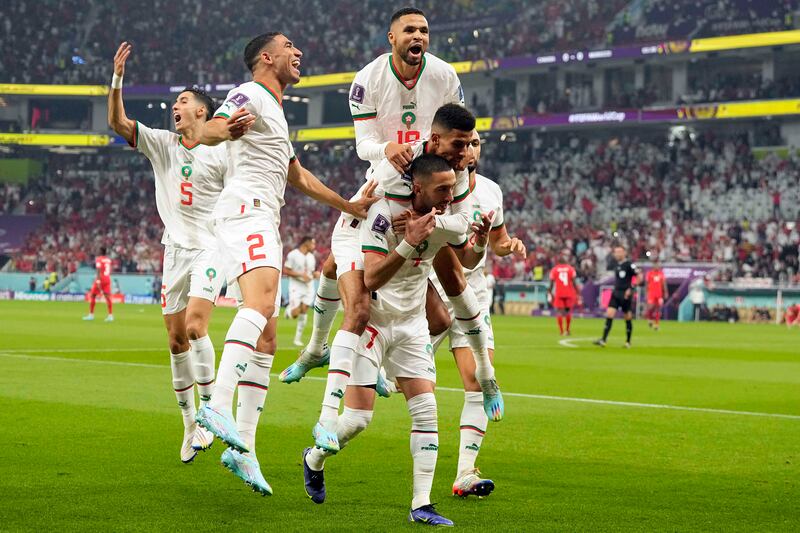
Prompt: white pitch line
<box><xmin>558</xmin><ymin>336</ymin><xmax>595</xmax><ymax>348</ymax></box>
<box><xmin>1</xmin><ymin>352</ymin><xmax>799</xmax><ymax>421</ymax></box>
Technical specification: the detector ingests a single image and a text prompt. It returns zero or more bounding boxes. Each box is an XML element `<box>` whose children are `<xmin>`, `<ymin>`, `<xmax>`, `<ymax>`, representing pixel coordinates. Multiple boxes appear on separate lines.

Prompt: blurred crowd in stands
<box><xmin>5</xmin><ymin>130</ymin><xmax>799</xmax><ymax>288</ymax></box>
<box><xmin>3</xmin><ymin>0</ymin><xmax>796</xmax><ymax>86</ymax></box>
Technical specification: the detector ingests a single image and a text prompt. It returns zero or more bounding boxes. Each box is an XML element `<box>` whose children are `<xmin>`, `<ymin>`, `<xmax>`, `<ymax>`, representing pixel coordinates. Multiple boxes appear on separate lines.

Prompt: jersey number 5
<box><xmin>396</xmin><ymin>130</ymin><xmax>420</xmax><ymax>144</ymax></box>
<box><xmin>180</xmin><ymin>182</ymin><xmax>193</xmax><ymax>206</ymax></box>
<box><xmin>247</xmin><ymin>234</ymin><xmax>267</xmax><ymax>261</ymax></box>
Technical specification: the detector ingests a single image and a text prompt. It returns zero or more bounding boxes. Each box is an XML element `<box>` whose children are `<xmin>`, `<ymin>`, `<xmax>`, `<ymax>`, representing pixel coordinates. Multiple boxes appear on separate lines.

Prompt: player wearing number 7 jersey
<box><xmin>192</xmin><ymin>32</ymin><xmax>377</xmax><ymax>496</ymax></box>
<box><xmin>108</xmin><ymin>42</ymin><xmax>227</xmax><ymax>465</ymax></box>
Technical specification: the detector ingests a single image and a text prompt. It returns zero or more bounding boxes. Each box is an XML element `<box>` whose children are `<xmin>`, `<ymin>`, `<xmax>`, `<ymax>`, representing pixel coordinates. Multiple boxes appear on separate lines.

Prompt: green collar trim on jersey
<box><xmin>388</xmin><ymin>54</ymin><xmax>426</xmax><ymax>90</ymax></box>
<box><xmin>178</xmin><ymin>135</ymin><xmax>200</xmax><ymax>150</ymax></box>
<box><xmin>384</xmin><ymin>191</ymin><xmax>412</xmax><ymax>202</ymax></box>
<box><xmin>255</xmin><ymin>81</ymin><xmax>282</xmax><ymax>107</ymax></box>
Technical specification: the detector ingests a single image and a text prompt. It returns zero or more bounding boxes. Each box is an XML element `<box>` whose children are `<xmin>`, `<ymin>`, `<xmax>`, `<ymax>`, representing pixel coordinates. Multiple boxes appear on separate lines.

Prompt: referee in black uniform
<box><xmin>595</xmin><ymin>243</ymin><xmax>640</xmax><ymax>348</ymax></box>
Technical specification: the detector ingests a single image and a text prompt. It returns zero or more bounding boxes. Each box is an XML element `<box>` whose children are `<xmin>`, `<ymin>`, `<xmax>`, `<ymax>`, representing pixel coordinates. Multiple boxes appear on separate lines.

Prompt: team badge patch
<box><xmin>227</xmin><ymin>92</ymin><xmax>250</xmax><ymax>107</ymax></box>
<box><xmin>350</xmin><ymin>83</ymin><xmax>365</xmax><ymax>104</ymax></box>
<box><xmin>205</xmin><ymin>268</ymin><xmax>217</xmax><ymax>282</ymax></box>
<box><xmin>371</xmin><ymin>214</ymin><xmax>390</xmax><ymax>234</ymax></box>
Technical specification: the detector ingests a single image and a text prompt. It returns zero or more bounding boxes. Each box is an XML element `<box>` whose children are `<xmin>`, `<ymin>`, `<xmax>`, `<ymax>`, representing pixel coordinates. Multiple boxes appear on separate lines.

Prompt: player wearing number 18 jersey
<box><xmin>108</xmin><ymin>42</ymin><xmax>224</xmax><ymax>463</ymax></box>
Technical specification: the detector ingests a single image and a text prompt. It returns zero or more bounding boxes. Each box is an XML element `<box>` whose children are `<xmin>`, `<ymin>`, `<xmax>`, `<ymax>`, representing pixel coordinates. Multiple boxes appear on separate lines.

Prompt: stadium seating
<box><xmin>7</xmin><ymin>133</ymin><xmax>799</xmax><ymax>286</ymax></box>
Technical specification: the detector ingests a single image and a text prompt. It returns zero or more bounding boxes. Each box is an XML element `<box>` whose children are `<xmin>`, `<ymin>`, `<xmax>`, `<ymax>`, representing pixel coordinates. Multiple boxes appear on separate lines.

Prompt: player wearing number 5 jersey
<box><xmin>192</xmin><ymin>32</ymin><xmax>376</xmax><ymax>496</ymax></box>
<box><xmin>108</xmin><ymin>42</ymin><xmax>225</xmax><ymax>464</ymax></box>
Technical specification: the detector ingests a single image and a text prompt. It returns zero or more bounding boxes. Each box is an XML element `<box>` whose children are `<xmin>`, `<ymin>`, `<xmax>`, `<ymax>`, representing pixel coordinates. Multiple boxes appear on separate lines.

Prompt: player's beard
<box><xmin>468</xmin><ymin>162</ymin><xmax>478</xmax><ymax>174</ymax></box>
<box><xmin>401</xmin><ymin>43</ymin><xmax>424</xmax><ymax>66</ymax></box>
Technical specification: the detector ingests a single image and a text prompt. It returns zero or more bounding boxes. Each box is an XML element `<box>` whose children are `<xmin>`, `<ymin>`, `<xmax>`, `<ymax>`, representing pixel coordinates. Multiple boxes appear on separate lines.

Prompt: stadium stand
<box><xmin>7</xmin><ymin>132</ymin><xmax>799</xmax><ymax>286</ymax></box>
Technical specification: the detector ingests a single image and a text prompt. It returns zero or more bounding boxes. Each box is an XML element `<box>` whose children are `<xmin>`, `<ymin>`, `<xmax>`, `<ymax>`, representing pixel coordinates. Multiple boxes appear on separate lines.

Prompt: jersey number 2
<box><xmin>180</xmin><ymin>182</ymin><xmax>193</xmax><ymax>206</ymax></box>
<box><xmin>247</xmin><ymin>234</ymin><xmax>267</xmax><ymax>261</ymax></box>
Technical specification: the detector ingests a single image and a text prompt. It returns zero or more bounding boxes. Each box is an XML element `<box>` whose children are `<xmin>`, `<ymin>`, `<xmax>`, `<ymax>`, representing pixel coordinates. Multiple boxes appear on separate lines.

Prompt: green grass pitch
<box><xmin>0</xmin><ymin>300</ymin><xmax>797</xmax><ymax>531</ymax></box>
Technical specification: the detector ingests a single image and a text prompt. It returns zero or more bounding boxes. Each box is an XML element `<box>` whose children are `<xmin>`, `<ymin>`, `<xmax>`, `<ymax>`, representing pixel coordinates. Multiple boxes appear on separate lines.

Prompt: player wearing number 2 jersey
<box><xmin>191</xmin><ymin>32</ymin><xmax>376</xmax><ymax>496</ymax></box>
<box><xmin>108</xmin><ymin>42</ymin><xmax>225</xmax><ymax>464</ymax></box>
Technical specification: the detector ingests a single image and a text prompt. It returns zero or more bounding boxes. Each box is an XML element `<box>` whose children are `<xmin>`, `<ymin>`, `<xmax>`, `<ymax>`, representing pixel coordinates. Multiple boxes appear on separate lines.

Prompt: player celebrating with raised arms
<box><xmin>548</xmin><ymin>251</ymin><xmax>581</xmax><ymax>336</ymax></box>
<box><xmin>193</xmin><ymin>32</ymin><xmax>376</xmax><ymax>495</ymax></box>
<box><xmin>281</xmin><ymin>6</ymin><xmax>465</xmax><ymax>393</ymax></box>
<box><xmin>302</xmin><ymin>154</ymin><xmax>487</xmax><ymax>526</ymax></box>
<box><xmin>107</xmin><ymin>42</ymin><xmax>240</xmax><ymax>463</ymax></box>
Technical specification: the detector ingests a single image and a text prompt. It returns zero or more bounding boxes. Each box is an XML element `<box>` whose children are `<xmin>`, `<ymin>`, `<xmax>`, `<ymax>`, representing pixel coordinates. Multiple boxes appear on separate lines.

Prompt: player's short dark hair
<box><xmin>612</xmin><ymin>242</ymin><xmax>626</xmax><ymax>250</ymax></box>
<box><xmin>181</xmin><ymin>87</ymin><xmax>216</xmax><ymax>120</ymax></box>
<box><xmin>432</xmin><ymin>104</ymin><xmax>475</xmax><ymax>133</ymax></box>
<box><xmin>299</xmin><ymin>235</ymin><xmax>313</xmax><ymax>246</ymax></box>
<box><xmin>100</xmin><ymin>247</ymin><xmax>107</xmax><ymax>255</ymax></box>
<box><xmin>244</xmin><ymin>32</ymin><xmax>283</xmax><ymax>73</ymax></box>
<box><xmin>409</xmin><ymin>153</ymin><xmax>452</xmax><ymax>182</ymax></box>
<box><xmin>390</xmin><ymin>7</ymin><xmax>425</xmax><ymax>26</ymax></box>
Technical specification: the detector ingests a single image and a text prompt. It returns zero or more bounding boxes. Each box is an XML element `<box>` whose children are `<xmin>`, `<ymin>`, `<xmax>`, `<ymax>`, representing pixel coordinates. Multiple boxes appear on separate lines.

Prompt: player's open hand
<box><xmin>405</xmin><ymin>208</ymin><xmax>436</xmax><ymax>247</ymax></box>
<box><xmin>385</xmin><ymin>142</ymin><xmax>414</xmax><ymax>173</ymax></box>
<box><xmin>226</xmin><ymin>108</ymin><xmax>255</xmax><ymax>140</ymax></box>
<box><xmin>348</xmin><ymin>180</ymin><xmax>380</xmax><ymax>219</ymax></box>
<box><xmin>470</xmin><ymin>210</ymin><xmax>494</xmax><ymax>246</ymax></box>
<box><xmin>113</xmin><ymin>42</ymin><xmax>132</xmax><ymax>77</ymax></box>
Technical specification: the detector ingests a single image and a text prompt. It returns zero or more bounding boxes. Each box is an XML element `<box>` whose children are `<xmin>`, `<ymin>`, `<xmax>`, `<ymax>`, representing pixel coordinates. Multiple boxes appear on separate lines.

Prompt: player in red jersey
<box><xmin>785</xmin><ymin>303</ymin><xmax>800</xmax><ymax>328</ymax></box>
<box><xmin>83</xmin><ymin>247</ymin><xmax>114</xmax><ymax>322</ymax></box>
<box><xmin>548</xmin><ymin>254</ymin><xmax>580</xmax><ymax>336</ymax></box>
<box><xmin>645</xmin><ymin>260</ymin><xmax>668</xmax><ymax>331</ymax></box>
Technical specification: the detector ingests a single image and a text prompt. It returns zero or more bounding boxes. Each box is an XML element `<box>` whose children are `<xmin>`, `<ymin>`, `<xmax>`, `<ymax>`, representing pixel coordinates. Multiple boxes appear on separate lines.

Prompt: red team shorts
<box><xmin>89</xmin><ymin>278</ymin><xmax>111</xmax><ymax>296</ymax></box>
<box><xmin>647</xmin><ymin>294</ymin><xmax>664</xmax><ymax>306</ymax></box>
<box><xmin>553</xmin><ymin>295</ymin><xmax>576</xmax><ymax>309</ymax></box>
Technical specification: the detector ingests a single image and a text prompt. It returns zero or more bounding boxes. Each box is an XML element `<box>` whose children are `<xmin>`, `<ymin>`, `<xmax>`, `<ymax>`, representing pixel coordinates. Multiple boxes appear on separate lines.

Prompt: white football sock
<box><xmin>294</xmin><ymin>312</ymin><xmax>308</xmax><ymax>342</ymax></box>
<box><xmin>319</xmin><ymin>330</ymin><xmax>359</xmax><ymax>426</ymax></box>
<box><xmin>457</xmin><ymin>391</ymin><xmax>488</xmax><ymax>476</ymax></box>
<box><xmin>236</xmin><ymin>351</ymin><xmax>273</xmax><ymax>453</ymax></box>
<box><xmin>189</xmin><ymin>335</ymin><xmax>215</xmax><ymax>408</ymax></box>
<box><xmin>449</xmin><ymin>288</ymin><xmax>495</xmax><ymax>384</ymax></box>
<box><xmin>408</xmin><ymin>392</ymin><xmax>439</xmax><ymax>510</ymax></box>
<box><xmin>209</xmin><ymin>308</ymin><xmax>267</xmax><ymax>413</ymax></box>
<box><xmin>307</xmin><ymin>275</ymin><xmax>340</xmax><ymax>354</ymax></box>
<box><xmin>306</xmin><ymin>407</ymin><xmax>372</xmax><ymax>471</ymax></box>
<box><xmin>170</xmin><ymin>349</ymin><xmax>196</xmax><ymax>429</ymax></box>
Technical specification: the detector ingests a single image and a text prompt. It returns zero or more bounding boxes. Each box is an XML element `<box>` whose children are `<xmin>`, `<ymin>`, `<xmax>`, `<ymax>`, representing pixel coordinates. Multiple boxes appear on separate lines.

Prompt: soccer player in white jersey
<box><xmin>284</xmin><ymin>236</ymin><xmax>318</xmax><ymax>346</ymax></box>
<box><xmin>281</xmin><ymin>6</ymin><xmax>464</xmax><ymax>390</ymax></box>
<box><xmin>430</xmin><ymin>130</ymin><xmax>527</xmax><ymax>498</ymax></box>
<box><xmin>107</xmin><ymin>42</ymin><xmax>229</xmax><ymax>464</ymax></box>
<box><xmin>302</xmin><ymin>154</ymin><xmax>489</xmax><ymax>526</ymax></box>
<box><xmin>192</xmin><ymin>32</ymin><xmax>376</xmax><ymax>496</ymax></box>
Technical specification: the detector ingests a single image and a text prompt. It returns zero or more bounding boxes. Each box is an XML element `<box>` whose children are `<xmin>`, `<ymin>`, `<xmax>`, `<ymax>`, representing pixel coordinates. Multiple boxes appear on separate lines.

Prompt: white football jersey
<box><xmin>134</xmin><ymin>122</ymin><xmax>227</xmax><ymax>249</ymax></box>
<box><xmin>349</xmin><ymin>52</ymin><xmax>463</xmax><ymax>165</ymax></box>
<box><xmin>430</xmin><ymin>173</ymin><xmax>505</xmax><ymax>300</ymax></box>
<box><xmin>212</xmin><ymin>81</ymin><xmax>295</xmax><ymax>224</ymax></box>
<box><xmin>361</xmin><ymin>198</ymin><xmax>466</xmax><ymax>317</ymax></box>
<box><xmin>285</xmin><ymin>248</ymin><xmax>315</xmax><ymax>291</ymax></box>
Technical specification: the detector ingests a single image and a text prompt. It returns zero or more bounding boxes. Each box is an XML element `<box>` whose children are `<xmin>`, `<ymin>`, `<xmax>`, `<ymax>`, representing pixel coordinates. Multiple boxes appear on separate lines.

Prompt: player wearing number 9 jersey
<box><xmin>108</xmin><ymin>42</ymin><xmax>226</xmax><ymax>464</ymax></box>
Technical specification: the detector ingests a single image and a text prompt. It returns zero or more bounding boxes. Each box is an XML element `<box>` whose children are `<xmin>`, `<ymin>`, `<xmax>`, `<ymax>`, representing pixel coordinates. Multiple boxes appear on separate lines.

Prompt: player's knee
<box><xmin>440</xmin><ymin>273</ymin><xmax>467</xmax><ymax>296</ymax></box>
<box><xmin>407</xmin><ymin>392</ymin><xmax>438</xmax><ymax>425</ymax></box>
<box><xmin>168</xmin><ymin>332</ymin><xmax>189</xmax><ymax>354</ymax></box>
<box><xmin>342</xmin><ymin>406</ymin><xmax>373</xmax><ymax>432</ymax></box>
<box><xmin>184</xmin><ymin>317</ymin><xmax>207</xmax><ymax>340</ymax></box>
<box><xmin>321</xmin><ymin>256</ymin><xmax>337</xmax><ymax>278</ymax></box>
<box><xmin>256</xmin><ymin>335</ymin><xmax>277</xmax><ymax>354</ymax></box>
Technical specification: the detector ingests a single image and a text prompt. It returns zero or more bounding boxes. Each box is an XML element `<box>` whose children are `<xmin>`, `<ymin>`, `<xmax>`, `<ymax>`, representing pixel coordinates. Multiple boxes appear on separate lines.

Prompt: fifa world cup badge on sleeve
<box><xmin>350</xmin><ymin>84</ymin><xmax>365</xmax><ymax>104</ymax></box>
<box><xmin>371</xmin><ymin>214</ymin><xmax>390</xmax><ymax>234</ymax></box>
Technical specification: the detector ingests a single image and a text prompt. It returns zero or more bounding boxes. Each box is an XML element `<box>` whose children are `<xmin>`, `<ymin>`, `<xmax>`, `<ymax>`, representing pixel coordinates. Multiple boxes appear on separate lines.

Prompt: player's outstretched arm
<box><xmin>363</xmin><ymin>208</ymin><xmax>435</xmax><ymax>291</ymax></box>
<box><xmin>197</xmin><ymin>109</ymin><xmax>254</xmax><ymax>146</ymax></box>
<box><xmin>287</xmin><ymin>160</ymin><xmax>378</xmax><ymax>219</ymax></box>
<box><xmin>107</xmin><ymin>42</ymin><xmax>136</xmax><ymax>144</ymax></box>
